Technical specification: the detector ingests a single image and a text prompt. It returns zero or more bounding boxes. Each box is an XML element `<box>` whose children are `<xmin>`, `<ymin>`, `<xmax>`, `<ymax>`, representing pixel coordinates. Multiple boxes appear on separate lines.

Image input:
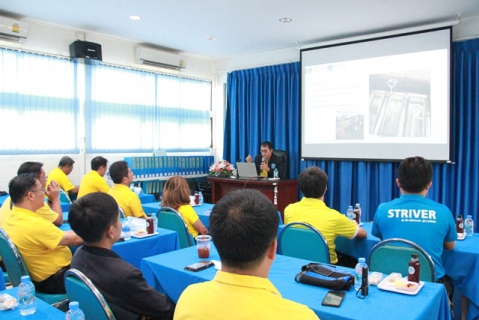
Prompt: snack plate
<box><xmin>0</xmin><ymin>294</ymin><xmax>18</xmax><ymax>311</ymax></box>
<box><xmin>377</xmin><ymin>277</ymin><xmax>424</xmax><ymax>295</ymax></box>
<box><xmin>457</xmin><ymin>233</ymin><xmax>466</xmax><ymax>241</ymax></box>
<box><xmin>131</xmin><ymin>232</ymin><xmax>159</xmax><ymax>239</ymax></box>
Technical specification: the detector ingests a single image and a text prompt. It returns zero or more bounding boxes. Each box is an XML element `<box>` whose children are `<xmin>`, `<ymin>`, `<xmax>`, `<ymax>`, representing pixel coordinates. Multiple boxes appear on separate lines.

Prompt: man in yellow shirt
<box><xmin>77</xmin><ymin>156</ymin><xmax>110</xmax><ymax>199</ymax></box>
<box><xmin>0</xmin><ymin>162</ymin><xmax>63</xmax><ymax>226</ymax></box>
<box><xmin>108</xmin><ymin>161</ymin><xmax>146</xmax><ymax>218</ymax></box>
<box><xmin>46</xmin><ymin>156</ymin><xmax>79</xmax><ymax>201</ymax></box>
<box><xmin>3</xmin><ymin>173</ymin><xmax>83</xmax><ymax>293</ymax></box>
<box><xmin>284</xmin><ymin>166</ymin><xmax>367</xmax><ymax>266</ymax></box>
<box><xmin>174</xmin><ymin>189</ymin><xmax>318</xmax><ymax>320</ymax></box>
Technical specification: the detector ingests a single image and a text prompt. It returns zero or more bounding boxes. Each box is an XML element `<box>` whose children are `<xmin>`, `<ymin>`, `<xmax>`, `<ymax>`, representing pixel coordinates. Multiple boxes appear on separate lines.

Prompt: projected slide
<box><xmin>301</xmin><ymin>28</ymin><xmax>451</xmax><ymax>161</ymax></box>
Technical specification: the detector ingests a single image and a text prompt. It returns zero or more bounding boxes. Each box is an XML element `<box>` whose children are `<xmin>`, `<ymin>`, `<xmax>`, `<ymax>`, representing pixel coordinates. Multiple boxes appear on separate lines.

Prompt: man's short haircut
<box><xmin>260</xmin><ymin>141</ymin><xmax>273</xmax><ymax>150</ymax></box>
<box><xmin>397</xmin><ymin>156</ymin><xmax>433</xmax><ymax>193</ymax></box>
<box><xmin>298</xmin><ymin>166</ymin><xmax>328</xmax><ymax>198</ymax></box>
<box><xmin>59</xmin><ymin>156</ymin><xmax>75</xmax><ymax>167</ymax></box>
<box><xmin>209</xmin><ymin>189</ymin><xmax>279</xmax><ymax>270</ymax></box>
<box><xmin>109</xmin><ymin>161</ymin><xmax>129</xmax><ymax>184</ymax></box>
<box><xmin>9</xmin><ymin>173</ymin><xmax>38</xmax><ymax>205</ymax></box>
<box><xmin>69</xmin><ymin>192</ymin><xmax>119</xmax><ymax>243</ymax></box>
<box><xmin>17</xmin><ymin>162</ymin><xmax>43</xmax><ymax>179</ymax></box>
<box><xmin>91</xmin><ymin>156</ymin><xmax>108</xmax><ymax>171</ymax></box>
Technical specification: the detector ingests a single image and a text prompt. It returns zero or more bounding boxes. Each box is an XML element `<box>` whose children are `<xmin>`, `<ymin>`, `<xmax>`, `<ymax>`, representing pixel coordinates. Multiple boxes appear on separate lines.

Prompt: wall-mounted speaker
<box><xmin>69</xmin><ymin>40</ymin><xmax>102</xmax><ymax>61</ymax></box>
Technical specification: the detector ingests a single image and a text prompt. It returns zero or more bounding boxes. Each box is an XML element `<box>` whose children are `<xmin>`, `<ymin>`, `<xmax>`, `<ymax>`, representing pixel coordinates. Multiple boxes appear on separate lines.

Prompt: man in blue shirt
<box><xmin>372</xmin><ymin>156</ymin><xmax>456</xmax><ymax>300</ymax></box>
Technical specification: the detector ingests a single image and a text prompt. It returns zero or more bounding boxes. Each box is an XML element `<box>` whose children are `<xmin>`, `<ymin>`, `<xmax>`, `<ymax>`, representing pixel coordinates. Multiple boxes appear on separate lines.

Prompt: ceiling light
<box><xmin>129</xmin><ymin>15</ymin><xmax>141</xmax><ymax>20</ymax></box>
<box><xmin>279</xmin><ymin>17</ymin><xmax>292</xmax><ymax>23</ymax></box>
<box><xmin>206</xmin><ymin>36</ymin><xmax>216</xmax><ymax>41</ymax></box>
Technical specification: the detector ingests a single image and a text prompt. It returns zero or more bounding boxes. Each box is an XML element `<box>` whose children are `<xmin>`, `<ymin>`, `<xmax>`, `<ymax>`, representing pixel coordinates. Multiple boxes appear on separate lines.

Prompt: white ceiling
<box><xmin>1</xmin><ymin>0</ymin><xmax>478</xmax><ymax>60</ymax></box>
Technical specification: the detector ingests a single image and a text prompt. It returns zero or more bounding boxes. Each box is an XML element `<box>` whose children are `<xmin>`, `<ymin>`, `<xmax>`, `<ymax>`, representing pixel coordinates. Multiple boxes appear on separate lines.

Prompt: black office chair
<box><xmin>274</xmin><ymin>149</ymin><xmax>288</xmax><ymax>179</ymax></box>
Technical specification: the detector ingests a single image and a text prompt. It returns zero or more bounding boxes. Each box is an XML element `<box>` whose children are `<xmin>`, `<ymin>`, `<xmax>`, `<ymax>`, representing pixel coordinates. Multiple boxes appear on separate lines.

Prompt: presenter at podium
<box><xmin>246</xmin><ymin>141</ymin><xmax>285</xmax><ymax>179</ymax></box>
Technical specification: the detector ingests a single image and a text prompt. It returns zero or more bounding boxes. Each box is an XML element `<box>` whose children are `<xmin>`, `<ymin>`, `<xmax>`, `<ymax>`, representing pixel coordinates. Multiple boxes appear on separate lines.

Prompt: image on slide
<box><xmin>368</xmin><ymin>69</ymin><xmax>431</xmax><ymax>138</ymax></box>
<box><xmin>336</xmin><ymin>111</ymin><xmax>364</xmax><ymax>140</ymax></box>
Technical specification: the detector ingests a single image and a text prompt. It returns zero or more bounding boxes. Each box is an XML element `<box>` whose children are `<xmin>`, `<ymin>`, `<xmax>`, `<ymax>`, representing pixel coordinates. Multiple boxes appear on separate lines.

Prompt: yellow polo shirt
<box><xmin>177</xmin><ymin>204</ymin><xmax>200</xmax><ymax>238</ymax></box>
<box><xmin>77</xmin><ymin>170</ymin><xmax>110</xmax><ymax>199</ymax></box>
<box><xmin>174</xmin><ymin>271</ymin><xmax>318</xmax><ymax>320</ymax></box>
<box><xmin>47</xmin><ymin>167</ymin><xmax>75</xmax><ymax>192</ymax></box>
<box><xmin>284</xmin><ymin>197</ymin><xmax>358</xmax><ymax>264</ymax></box>
<box><xmin>0</xmin><ymin>197</ymin><xmax>58</xmax><ymax>226</ymax></box>
<box><xmin>108</xmin><ymin>184</ymin><xmax>146</xmax><ymax>218</ymax></box>
<box><xmin>3</xmin><ymin>207</ymin><xmax>71</xmax><ymax>282</ymax></box>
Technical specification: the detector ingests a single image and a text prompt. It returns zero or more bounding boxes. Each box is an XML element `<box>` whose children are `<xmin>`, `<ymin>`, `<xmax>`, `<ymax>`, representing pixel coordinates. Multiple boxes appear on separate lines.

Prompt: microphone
<box><xmin>261</xmin><ymin>157</ymin><xmax>265</xmax><ymax>164</ymax></box>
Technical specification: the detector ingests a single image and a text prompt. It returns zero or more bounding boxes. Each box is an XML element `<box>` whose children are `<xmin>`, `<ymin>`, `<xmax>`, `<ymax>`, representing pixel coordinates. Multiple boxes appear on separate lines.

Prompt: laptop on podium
<box><xmin>236</xmin><ymin>162</ymin><xmax>265</xmax><ymax>180</ymax></box>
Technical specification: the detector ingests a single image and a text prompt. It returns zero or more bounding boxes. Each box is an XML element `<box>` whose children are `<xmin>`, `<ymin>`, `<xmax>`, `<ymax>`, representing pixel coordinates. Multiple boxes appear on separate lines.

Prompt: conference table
<box><xmin>60</xmin><ymin>220</ymin><xmax>180</xmax><ymax>269</ymax></box>
<box><xmin>0</xmin><ymin>287</ymin><xmax>64</xmax><ymax>319</ymax></box>
<box><xmin>335</xmin><ymin>222</ymin><xmax>479</xmax><ymax>320</ymax></box>
<box><xmin>140</xmin><ymin>245</ymin><xmax>451</xmax><ymax>320</ymax></box>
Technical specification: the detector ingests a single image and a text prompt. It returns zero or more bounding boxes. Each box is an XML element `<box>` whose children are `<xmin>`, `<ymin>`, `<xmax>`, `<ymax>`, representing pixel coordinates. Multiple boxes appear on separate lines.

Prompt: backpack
<box><xmin>295</xmin><ymin>263</ymin><xmax>354</xmax><ymax>291</ymax></box>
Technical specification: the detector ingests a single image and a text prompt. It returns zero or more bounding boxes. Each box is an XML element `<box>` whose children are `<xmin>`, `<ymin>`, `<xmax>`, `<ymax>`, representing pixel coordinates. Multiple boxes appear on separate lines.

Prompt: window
<box><xmin>0</xmin><ymin>48</ymin><xmax>77</xmax><ymax>154</ymax></box>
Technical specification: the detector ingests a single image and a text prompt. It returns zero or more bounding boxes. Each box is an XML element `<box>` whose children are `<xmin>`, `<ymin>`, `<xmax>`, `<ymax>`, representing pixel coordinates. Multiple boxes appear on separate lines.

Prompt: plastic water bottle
<box><xmin>465</xmin><ymin>215</ymin><xmax>474</xmax><ymax>237</ymax></box>
<box><xmin>66</xmin><ymin>301</ymin><xmax>85</xmax><ymax>320</ymax></box>
<box><xmin>122</xmin><ymin>221</ymin><xmax>131</xmax><ymax>240</ymax></box>
<box><xmin>347</xmin><ymin>205</ymin><xmax>354</xmax><ymax>220</ymax></box>
<box><xmin>198</xmin><ymin>191</ymin><xmax>204</xmax><ymax>205</ymax></box>
<box><xmin>152</xmin><ymin>213</ymin><xmax>158</xmax><ymax>233</ymax></box>
<box><xmin>18</xmin><ymin>275</ymin><xmax>36</xmax><ymax>315</ymax></box>
<box><xmin>273</xmin><ymin>168</ymin><xmax>279</xmax><ymax>179</ymax></box>
<box><xmin>354</xmin><ymin>257</ymin><xmax>368</xmax><ymax>291</ymax></box>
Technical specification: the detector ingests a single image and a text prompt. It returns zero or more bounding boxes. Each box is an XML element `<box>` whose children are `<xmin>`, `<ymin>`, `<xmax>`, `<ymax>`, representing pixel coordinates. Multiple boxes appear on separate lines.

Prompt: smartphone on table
<box><xmin>321</xmin><ymin>290</ymin><xmax>345</xmax><ymax>307</ymax></box>
<box><xmin>184</xmin><ymin>260</ymin><xmax>214</xmax><ymax>272</ymax></box>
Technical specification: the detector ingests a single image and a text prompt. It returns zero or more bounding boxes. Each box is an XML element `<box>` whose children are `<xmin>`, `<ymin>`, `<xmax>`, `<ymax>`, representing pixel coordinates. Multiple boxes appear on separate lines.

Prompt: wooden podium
<box><xmin>207</xmin><ymin>177</ymin><xmax>298</xmax><ymax>219</ymax></box>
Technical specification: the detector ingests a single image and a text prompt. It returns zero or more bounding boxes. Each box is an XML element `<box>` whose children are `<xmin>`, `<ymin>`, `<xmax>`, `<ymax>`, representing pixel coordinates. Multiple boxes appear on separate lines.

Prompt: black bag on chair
<box><xmin>295</xmin><ymin>263</ymin><xmax>355</xmax><ymax>291</ymax></box>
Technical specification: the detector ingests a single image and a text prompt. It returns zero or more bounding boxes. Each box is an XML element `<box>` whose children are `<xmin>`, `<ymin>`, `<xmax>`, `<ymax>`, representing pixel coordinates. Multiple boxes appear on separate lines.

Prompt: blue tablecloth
<box><xmin>60</xmin><ymin>224</ymin><xmax>180</xmax><ymax>269</ymax></box>
<box><xmin>139</xmin><ymin>193</ymin><xmax>155</xmax><ymax>204</ymax></box>
<box><xmin>142</xmin><ymin>202</ymin><xmax>214</xmax><ymax>227</ymax></box>
<box><xmin>141</xmin><ymin>246</ymin><xmax>451</xmax><ymax>320</ymax></box>
<box><xmin>335</xmin><ymin>222</ymin><xmax>479</xmax><ymax>319</ymax></box>
<box><xmin>0</xmin><ymin>287</ymin><xmax>65</xmax><ymax>319</ymax></box>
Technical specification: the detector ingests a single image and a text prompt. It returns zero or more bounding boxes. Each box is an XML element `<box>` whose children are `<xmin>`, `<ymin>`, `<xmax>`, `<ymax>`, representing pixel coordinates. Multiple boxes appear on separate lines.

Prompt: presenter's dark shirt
<box><xmin>253</xmin><ymin>153</ymin><xmax>285</xmax><ymax>179</ymax></box>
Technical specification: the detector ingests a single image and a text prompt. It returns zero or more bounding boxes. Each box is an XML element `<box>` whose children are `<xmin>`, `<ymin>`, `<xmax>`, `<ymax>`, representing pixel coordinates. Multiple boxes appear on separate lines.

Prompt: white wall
<box><xmin>1</xmin><ymin>16</ymin><xmax>478</xmax><ymax>191</ymax></box>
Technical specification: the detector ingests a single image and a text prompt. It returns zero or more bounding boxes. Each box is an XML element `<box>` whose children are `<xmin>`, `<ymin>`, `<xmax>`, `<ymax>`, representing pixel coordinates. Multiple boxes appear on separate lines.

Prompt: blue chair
<box><xmin>278</xmin><ymin>222</ymin><xmax>330</xmax><ymax>264</ymax></box>
<box><xmin>0</xmin><ymin>228</ymin><xmax>68</xmax><ymax>308</ymax></box>
<box><xmin>64</xmin><ymin>268</ymin><xmax>116</xmax><ymax>319</ymax></box>
<box><xmin>157</xmin><ymin>207</ymin><xmax>194</xmax><ymax>249</ymax></box>
<box><xmin>59</xmin><ymin>189</ymin><xmax>72</xmax><ymax>203</ymax></box>
<box><xmin>367</xmin><ymin>238</ymin><xmax>436</xmax><ymax>282</ymax></box>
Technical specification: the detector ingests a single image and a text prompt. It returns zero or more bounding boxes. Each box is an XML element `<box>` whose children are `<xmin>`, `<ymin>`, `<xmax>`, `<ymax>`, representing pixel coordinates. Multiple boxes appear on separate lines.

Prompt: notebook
<box><xmin>236</xmin><ymin>162</ymin><xmax>265</xmax><ymax>179</ymax></box>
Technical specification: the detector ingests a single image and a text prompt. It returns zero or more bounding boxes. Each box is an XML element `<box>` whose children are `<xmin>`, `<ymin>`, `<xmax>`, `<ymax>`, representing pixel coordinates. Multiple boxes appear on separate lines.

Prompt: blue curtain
<box><xmin>224</xmin><ymin>63</ymin><xmax>300</xmax><ymax>179</ymax></box>
<box><xmin>223</xmin><ymin>39</ymin><xmax>479</xmax><ymax>231</ymax></box>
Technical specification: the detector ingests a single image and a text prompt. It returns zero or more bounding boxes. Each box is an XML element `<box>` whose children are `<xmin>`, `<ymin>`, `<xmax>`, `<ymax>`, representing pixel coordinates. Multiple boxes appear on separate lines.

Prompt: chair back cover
<box><xmin>367</xmin><ymin>238</ymin><xmax>436</xmax><ymax>282</ymax></box>
<box><xmin>278</xmin><ymin>222</ymin><xmax>330</xmax><ymax>264</ymax></box>
<box><xmin>64</xmin><ymin>268</ymin><xmax>116</xmax><ymax>320</ymax></box>
<box><xmin>59</xmin><ymin>189</ymin><xmax>72</xmax><ymax>203</ymax></box>
<box><xmin>157</xmin><ymin>207</ymin><xmax>194</xmax><ymax>249</ymax></box>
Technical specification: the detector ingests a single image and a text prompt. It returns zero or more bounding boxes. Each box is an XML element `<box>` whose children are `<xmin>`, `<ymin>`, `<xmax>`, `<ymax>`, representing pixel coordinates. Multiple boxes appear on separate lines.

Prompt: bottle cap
<box><xmin>412</xmin><ymin>253</ymin><xmax>419</xmax><ymax>259</ymax></box>
<box><xmin>359</xmin><ymin>257</ymin><xmax>366</xmax><ymax>263</ymax></box>
<box><xmin>467</xmin><ymin>215</ymin><xmax>472</xmax><ymax>218</ymax></box>
<box><xmin>69</xmin><ymin>301</ymin><xmax>79</xmax><ymax>309</ymax></box>
<box><xmin>457</xmin><ymin>215</ymin><xmax>462</xmax><ymax>219</ymax></box>
<box><xmin>348</xmin><ymin>205</ymin><xmax>353</xmax><ymax>209</ymax></box>
<box><xmin>20</xmin><ymin>275</ymin><xmax>30</xmax><ymax>282</ymax></box>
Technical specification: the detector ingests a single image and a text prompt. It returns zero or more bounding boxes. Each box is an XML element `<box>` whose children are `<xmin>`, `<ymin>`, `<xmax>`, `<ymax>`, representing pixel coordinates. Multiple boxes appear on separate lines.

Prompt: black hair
<box><xmin>9</xmin><ymin>173</ymin><xmax>38</xmax><ymax>205</ymax></box>
<box><xmin>68</xmin><ymin>192</ymin><xmax>119</xmax><ymax>243</ymax></box>
<box><xmin>91</xmin><ymin>156</ymin><xmax>108</xmax><ymax>171</ymax></box>
<box><xmin>209</xmin><ymin>189</ymin><xmax>279</xmax><ymax>270</ymax></box>
<box><xmin>59</xmin><ymin>156</ymin><xmax>75</xmax><ymax>167</ymax></box>
<box><xmin>17</xmin><ymin>162</ymin><xmax>43</xmax><ymax>179</ymax></box>
<box><xmin>260</xmin><ymin>141</ymin><xmax>273</xmax><ymax>150</ymax></box>
<box><xmin>397</xmin><ymin>156</ymin><xmax>433</xmax><ymax>193</ymax></box>
<box><xmin>108</xmin><ymin>161</ymin><xmax>129</xmax><ymax>184</ymax></box>
<box><xmin>298</xmin><ymin>166</ymin><xmax>328</xmax><ymax>198</ymax></box>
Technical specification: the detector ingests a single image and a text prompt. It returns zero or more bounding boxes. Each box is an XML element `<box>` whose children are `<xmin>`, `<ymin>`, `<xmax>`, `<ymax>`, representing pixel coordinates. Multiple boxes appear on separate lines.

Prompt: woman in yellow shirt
<box><xmin>161</xmin><ymin>176</ymin><xmax>208</xmax><ymax>238</ymax></box>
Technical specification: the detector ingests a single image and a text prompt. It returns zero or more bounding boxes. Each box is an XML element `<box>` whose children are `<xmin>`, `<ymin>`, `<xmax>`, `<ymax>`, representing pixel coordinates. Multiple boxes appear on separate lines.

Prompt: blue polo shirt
<box><xmin>372</xmin><ymin>194</ymin><xmax>457</xmax><ymax>279</ymax></box>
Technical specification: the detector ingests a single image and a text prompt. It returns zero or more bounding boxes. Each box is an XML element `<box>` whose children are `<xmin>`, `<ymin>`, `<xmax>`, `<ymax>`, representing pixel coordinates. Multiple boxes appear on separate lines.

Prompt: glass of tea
<box><xmin>195</xmin><ymin>235</ymin><xmax>212</xmax><ymax>258</ymax></box>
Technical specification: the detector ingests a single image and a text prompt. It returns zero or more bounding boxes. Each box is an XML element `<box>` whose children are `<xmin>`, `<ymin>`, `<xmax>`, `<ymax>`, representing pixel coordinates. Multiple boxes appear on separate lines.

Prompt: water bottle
<box><xmin>18</xmin><ymin>275</ymin><xmax>36</xmax><ymax>315</ymax></box>
<box><xmin>353</xmin><ymin>203</ymin><xmax>361</xmax><ymax>225</ymax></box>
<box><xmin>152</xmin><ymin>213</ymin><xmax>158</xmax><ymax>233</ymax></box>
<box><xmin>347</xmin><ymin>205</ymin><xmax>354</xmax><ymax>221</ymax></box>
<box><xmin>354</xmin><ymin>257</ymin><xmax>368</xmax><ymax>292</ymax></box>
<box><xmin>273</xmin><ymin>168</ymin><xmax>279</xmax><ymax>179</ymax></box>
<box><xmin>66</xmin><ymin>301</ymin><xmax>85</xmax><ymax>320</ymax></box>
<box><xmin>122</xmin><ymin>221</ymin><xmax>131</xmax><ymax>240</ymax></box>
<box><xmin>465</xmin><ymin>215</ymin><xmax>474</xmax><ymax>237</ymax></box>
<box><xmin>198</xmin><ymin>191</ymin><xmax>204</xmax><ymax>205</ymax></box>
